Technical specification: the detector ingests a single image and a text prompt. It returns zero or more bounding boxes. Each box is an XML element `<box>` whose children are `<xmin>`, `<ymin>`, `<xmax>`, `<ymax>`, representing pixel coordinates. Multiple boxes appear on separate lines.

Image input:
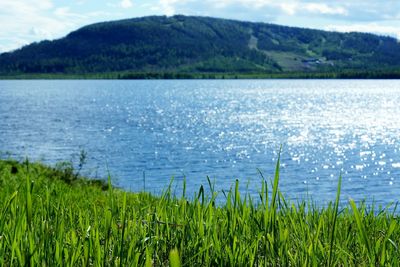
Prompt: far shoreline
<box><xmin>1</xmin><ymin>70</ymin><xmax>400</xmax><ymax>80</ymax></box>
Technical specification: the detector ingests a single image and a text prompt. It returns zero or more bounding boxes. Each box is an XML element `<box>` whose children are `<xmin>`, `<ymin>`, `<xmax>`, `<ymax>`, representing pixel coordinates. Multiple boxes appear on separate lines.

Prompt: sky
<box><xmin>1</xmin><ymin>0</ymin><xmax>400</xmax><ymax>53</ymax></box>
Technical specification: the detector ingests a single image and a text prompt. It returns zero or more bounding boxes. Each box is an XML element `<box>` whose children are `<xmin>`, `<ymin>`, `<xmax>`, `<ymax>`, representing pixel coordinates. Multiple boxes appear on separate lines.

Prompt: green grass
<box><xmin>0</xmin><ymin>158</ymin><xmax>399</xmax><ymax>266</ymax></box>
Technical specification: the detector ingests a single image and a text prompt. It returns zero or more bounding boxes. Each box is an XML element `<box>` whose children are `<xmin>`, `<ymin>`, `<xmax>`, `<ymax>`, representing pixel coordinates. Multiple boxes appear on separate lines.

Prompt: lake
<box><xmin>1</xmin><ymin>79</ymin><xmax>400</xmax><ymax>206</ymax></box>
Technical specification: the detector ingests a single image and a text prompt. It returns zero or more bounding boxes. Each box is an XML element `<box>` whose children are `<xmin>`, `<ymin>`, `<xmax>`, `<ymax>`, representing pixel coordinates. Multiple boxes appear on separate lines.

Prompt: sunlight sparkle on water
<box><xmin>1</xmin><ymin>80</ymin><xmax>400</xmax><ymax>206</ymax></box>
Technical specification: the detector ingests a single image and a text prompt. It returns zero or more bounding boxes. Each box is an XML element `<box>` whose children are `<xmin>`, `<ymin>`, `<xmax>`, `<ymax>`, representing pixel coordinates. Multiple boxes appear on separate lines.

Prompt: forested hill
<box><xmin>1</xmin><ymin>15</ymin><xmax>400</xmax><ymax>78</ymax></box>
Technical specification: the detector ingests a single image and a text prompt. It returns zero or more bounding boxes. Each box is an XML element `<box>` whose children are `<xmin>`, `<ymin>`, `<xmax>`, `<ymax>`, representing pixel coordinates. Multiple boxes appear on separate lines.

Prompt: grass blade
<box><xmin>349</xmin><ymin>199</ymin><xmax>372</xmax><ymax>262</ymax></box>
<box><xmin>328</xmin><ymin>174</ymin><xmax>342</xmax><ymax>267</ymax></box>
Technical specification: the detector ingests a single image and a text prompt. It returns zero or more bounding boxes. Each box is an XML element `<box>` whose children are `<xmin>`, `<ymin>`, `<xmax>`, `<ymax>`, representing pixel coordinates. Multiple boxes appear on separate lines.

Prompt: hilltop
<box><xmin>1</xmin><ymin>15</ymin><xmax>400</xmax><ymax>78</ymax></box>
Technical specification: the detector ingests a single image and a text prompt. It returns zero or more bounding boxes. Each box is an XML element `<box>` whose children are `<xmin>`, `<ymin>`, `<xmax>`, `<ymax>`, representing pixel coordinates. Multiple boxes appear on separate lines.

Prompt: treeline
<box><xmin>2</xmin><ymin>70</ymin><xmax>400</xmax><ymax>80</ymax></box>
<box><xmin>119</xmin><ymin>70</ymin><xmax>400</xmax><ymax>79</ymax></box>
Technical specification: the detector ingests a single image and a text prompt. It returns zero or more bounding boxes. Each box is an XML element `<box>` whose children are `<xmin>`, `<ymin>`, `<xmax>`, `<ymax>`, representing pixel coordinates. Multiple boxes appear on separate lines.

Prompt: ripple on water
<box><xmin>1</xmin><ymin>80</ymin><xmax>400</xmax><ymax>206</ymax></box>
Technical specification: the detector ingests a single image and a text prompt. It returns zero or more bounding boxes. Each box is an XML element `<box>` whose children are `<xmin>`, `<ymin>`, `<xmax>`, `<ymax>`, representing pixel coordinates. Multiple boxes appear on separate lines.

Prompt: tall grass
<box><xmin>0</xmin><ymin>158</ymin><xmax>399</xmax><ymax>266</ymax></box>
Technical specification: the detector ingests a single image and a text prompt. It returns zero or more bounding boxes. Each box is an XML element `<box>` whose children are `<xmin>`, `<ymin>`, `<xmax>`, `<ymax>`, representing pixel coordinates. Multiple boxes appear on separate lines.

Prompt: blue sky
<box><xmin>1</xmin><ymin>0</ymin><xmax>399</xmax><ymax>53</ymax></box>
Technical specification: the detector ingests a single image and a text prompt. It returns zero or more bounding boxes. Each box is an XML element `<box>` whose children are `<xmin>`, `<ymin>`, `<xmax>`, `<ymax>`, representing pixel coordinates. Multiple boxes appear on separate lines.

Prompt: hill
<box><xmin>1</xmin><ymin>15</ymin><xmax>400</xmax><ymax>78</ymax></box>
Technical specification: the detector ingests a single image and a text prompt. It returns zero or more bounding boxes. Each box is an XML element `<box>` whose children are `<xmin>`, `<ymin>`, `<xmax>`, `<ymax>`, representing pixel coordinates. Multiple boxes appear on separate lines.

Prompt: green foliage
<box><xmin>0</xmin><ymin>158</ymin><xmax>400</xmax><ymax>266</ymax></box>
<box><xmin>1</xmin><ymin>15</ymin><xmax>400</xmax><ymax>77</ymax></box>
<box><xmin>169</xmin><ymin>248</ymin><xmax>181</xmax><ymax>267</ymax></box>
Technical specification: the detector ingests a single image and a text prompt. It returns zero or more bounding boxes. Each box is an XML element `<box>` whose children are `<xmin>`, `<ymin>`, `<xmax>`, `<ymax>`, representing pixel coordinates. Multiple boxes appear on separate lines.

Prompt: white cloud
<box><xmin>325</xmin><ymin>23</ymin><xmax>400</xmax><ymax>40</ymax></box>
<box><xmin>304</xmin><ymin>3</ymin><xmax>347</xmax><ymax>16</ymax></box>
<box><xmin>54</xmin><ymin>6</ymin><xmax>86</xmax><ymax>19</ymax></box>
<box><xmin>211</xmin><ymin>0</ymin><xmax>273</xmax><ymax>9</ymax></box>
<box><xmin>158</xmin><ymin>0</ymin><xmax>183</xmax><ymax>16</ymax></box>
<box><xmin>0</xmin><ymin>0</ymin><xmax>72</xmax><ymax>52</ymax></box>
<box><xmin>280</xmin><ymin>3</ymin><xmax>297</xmax><ymax>15</ymax></box>
<box><xmin>279</xmin><ymin>2</ymin><xmax>347</xmax><ymax>16</ymax></box>
<box><xmin>152</xmin><ymin>0</ymin><xmax>400</xmax><ymax>22</ymax></box>
<box><xmin>0</xmin><ymin>0</ymin><xmax>115</xmax><ymax>53</ymax></box>
<box><xmin>154</xmin><ymin>1</ymin><xmax>349</xmax><ymax>19</ymax></box>
<box><xmin>120</xmin><ymin>0</ymin><xmax>133</xmax><ymax>9</ymax></box>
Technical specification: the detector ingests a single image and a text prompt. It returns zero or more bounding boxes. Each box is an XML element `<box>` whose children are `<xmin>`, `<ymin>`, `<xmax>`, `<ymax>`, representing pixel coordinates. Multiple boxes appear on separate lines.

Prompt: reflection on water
<box><xmin>1</xmin><ymin>79</ymin><xmax>400</xmax><ymax>206</ymax></box>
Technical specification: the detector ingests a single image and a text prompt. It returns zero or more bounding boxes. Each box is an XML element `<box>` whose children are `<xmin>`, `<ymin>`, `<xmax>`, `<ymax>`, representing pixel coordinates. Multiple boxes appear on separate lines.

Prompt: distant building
<box><xmin>301</xmin><ymin>58</ymin><xmax>321</xmax><ymax>64</ymax></box>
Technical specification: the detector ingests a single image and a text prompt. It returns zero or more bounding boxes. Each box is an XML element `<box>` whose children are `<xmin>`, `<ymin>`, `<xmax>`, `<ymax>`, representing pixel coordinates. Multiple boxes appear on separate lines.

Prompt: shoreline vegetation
<box><xmin>1</xmin><ymin>70</ymin><xmax>400</xmax><ymax>80</ymax></box>
<box><xmin>1</xmin><ymin>158</ymin><xmax>399</xmax><ymax>265</ymax></box>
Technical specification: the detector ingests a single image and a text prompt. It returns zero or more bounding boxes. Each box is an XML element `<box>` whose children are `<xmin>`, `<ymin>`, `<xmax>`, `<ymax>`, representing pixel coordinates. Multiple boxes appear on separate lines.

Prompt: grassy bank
<box><xmin>0</xmin><ymin>158</ymin><xmax>399</xmax><ymax>266</ymax></box>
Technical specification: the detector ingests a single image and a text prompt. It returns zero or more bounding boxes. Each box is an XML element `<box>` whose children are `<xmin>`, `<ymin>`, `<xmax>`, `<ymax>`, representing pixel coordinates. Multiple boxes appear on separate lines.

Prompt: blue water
<box><xmin>1</xmin><ymin>79</ymin><xmax>400</xmax><ymax>206</ymax></box>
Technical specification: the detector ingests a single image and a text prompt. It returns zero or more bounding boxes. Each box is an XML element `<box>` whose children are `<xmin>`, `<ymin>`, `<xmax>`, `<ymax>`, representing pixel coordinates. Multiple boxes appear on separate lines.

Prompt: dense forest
<box><xmin>0</xmin><ymin>15</ymin><xmax>400</xmax><ymax>78</ymax></box>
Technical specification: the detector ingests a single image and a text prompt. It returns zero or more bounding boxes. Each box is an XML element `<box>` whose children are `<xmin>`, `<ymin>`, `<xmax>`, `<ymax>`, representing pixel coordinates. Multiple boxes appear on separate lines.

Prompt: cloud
<box><xmin>152</xmin><ymin>0</ymin><xmax>400</xmax><ymax>23</ymax></box>
<box><xmin>215</xmin><ymin>1</ymin><xmax>348</xmax><ymax>16</ymax></box>
<box><xmin>153</xmin><ymin>0</ymin><xmax>349</xmax><ymax>20</ymax></box>
<box><xmin>0</xmin><ymin>0</ymin><xmax>117</xmax><ymax>53</ymax></box>
<box><xmin>280</xmin><ymin>3</ymin><xmax>297</xmax><ymax>16</ymax></box>
<box><xmin>0</xmin><ymin>0</ymin><xmax>71</xmax><ymax>52</ymax></box>
<box><xmin>326</xmin><ymin>23</ymin><xmax>400</xmax><ymax>40</ymax></box>
<box><xmin>54</xmin><ymin>6</ymin><xmax>86</xmax><ymax>19</ymax></box>
<box><xmin>158</xmin><ymin>0</ymin><xmax>185</xmax><ymax>16</ymax></box>
<box><xmin>120</xmin><ymin>0</ymin><xmax>133</xmax><ymax>8</ymax></box>
<box><xmin>149</xmin><ymin>0</ymin><xmax>278</xmax><ymax>20</ymax></box>
<box><xmin>304</xmin><ymin>3</ymin><xmax>347</xmax><ymax>16</ymax></box>
<box><xmin>211</xmin><ymin>0</ymin><xmax>273</xmax><ymax>9</ymax></box>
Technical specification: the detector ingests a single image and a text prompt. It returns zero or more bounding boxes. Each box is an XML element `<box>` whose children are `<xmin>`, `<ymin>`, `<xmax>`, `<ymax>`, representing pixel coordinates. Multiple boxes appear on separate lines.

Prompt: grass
<box><xmin>0</xmin><ymin>158</ymin><xmax>399</xmax><ymax>266</ymax></box>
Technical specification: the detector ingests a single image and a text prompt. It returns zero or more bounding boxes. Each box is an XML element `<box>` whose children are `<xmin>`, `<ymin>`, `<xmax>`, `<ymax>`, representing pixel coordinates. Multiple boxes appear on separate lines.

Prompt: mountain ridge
<box><xmin>1</xmin><ymin>15</ymin><xmax>400</xmax><ymax>78</ymax></box>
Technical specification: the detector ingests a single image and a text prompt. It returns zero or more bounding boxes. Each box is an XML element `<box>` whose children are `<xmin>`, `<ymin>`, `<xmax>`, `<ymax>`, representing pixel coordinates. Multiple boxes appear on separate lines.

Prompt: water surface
<box><xmin>1</xmin><ymin>79</ymin><xmax>400</xmax><ymax>206</ymax></box>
